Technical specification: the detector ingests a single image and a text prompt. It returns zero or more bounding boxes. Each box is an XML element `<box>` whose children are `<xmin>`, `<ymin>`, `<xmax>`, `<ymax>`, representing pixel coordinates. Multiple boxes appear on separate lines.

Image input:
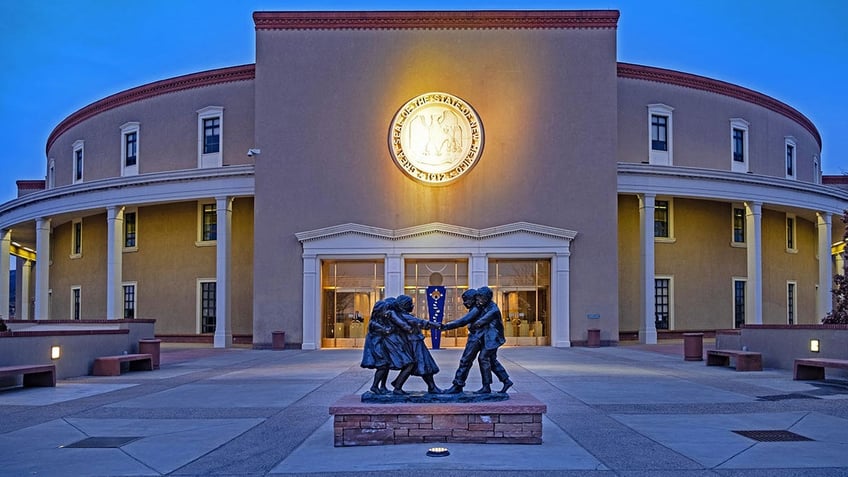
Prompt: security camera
<box><xmin>247</xmin><ymin>148</ymin><xmax>261</xmax><ymax>157</ymax></box>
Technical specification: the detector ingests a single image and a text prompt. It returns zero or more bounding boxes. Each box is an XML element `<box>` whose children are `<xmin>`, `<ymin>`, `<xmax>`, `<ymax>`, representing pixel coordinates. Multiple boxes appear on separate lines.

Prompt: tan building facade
<box><xmin>0</xmin><ymin>11</ymin><xmax>845</xmax><ymax>349</ymax></box>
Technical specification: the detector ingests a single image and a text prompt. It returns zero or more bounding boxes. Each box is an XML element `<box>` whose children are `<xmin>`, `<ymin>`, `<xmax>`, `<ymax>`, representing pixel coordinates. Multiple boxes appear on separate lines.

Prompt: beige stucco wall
<box><xmin>46</xmin><ymin>199</ymin><xmax>253</xmax><ymax>335</ymax></box>
<box><xmin>46</xmin><ymin>80</ymin><xmax>255</xmax><ymax>186</ymax></box>
<box><xmin>619</xmin><ymin>196</ymin><xmax>820</xmax><ymax>333</ymax></box>
<box><xmin>617</xmin><ymin>78</ymin><xmax>821</xmax><ymax>182</ymax></box>
<box><xmin>254</xmin><ymin>27</ymin><xmax>620</xmax><ymax>346</ymax></box>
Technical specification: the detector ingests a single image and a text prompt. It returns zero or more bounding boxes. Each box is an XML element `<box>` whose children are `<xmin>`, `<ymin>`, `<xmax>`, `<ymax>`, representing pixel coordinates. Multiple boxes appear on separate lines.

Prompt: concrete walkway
<box><xmin>1</xmin><ymin>343</ymin><xmax>848</xmax><ymax>476</ymax></box>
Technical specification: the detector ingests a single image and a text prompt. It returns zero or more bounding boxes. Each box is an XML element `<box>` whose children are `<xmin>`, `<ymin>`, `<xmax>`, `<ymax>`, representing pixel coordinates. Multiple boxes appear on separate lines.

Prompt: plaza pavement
<box><xmin>1</xmin><ymin>342</ymin><xmax>848</xmax><ymax>476</ymax></box>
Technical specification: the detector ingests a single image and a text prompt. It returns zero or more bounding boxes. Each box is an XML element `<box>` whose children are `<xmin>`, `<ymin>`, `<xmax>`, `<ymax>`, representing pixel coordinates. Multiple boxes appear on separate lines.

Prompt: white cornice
<box><xmin>617</xmin><ymin>163</ymin><xmax>848</xmax><ymax>215</ymax></box>
<box><xmin>296</xmin><ymin>222</ymin><xmax>578</xmax><ymax>243</ymax></box>
<box><xmin>0</xmin><ymin>165</ymin><xmax>254</xmax><ymax>229</ymax></box>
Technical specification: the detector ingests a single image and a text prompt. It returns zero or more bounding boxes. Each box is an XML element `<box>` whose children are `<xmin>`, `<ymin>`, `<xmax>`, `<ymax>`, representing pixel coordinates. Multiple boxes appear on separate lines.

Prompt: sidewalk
<box><xmin>1</xmin><ymin>343</ymin><xmax>847</xmax><ymax>476</ymax></box>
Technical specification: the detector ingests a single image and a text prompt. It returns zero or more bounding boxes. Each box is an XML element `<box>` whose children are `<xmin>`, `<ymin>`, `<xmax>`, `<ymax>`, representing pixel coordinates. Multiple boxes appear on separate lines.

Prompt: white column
<box><xmin>552</xmin><ymin>249</ymin><xmax>572</xmax><ymax>348</ymax></box>
<box><xmin>0</xmin><ymin>229</ymin><xmax>9</xmax><ymax>320</ymax></box>
<box><xmin>639</xmin><ymin>194</ymin><xmax>657</xmax><ymax>344</ymax></box>
<box><xmin>817</xmin><ymin>212</ymin><xmax>833</xmax><ymax>321</ymax></box>
<box><xmin>745</xmin><ymin>201</ymin><xmax>763</xmax><ymax>325</ymax></box>
<box><xmin>34</xmin><ymin>218</ymin><xmax>51</xmax><ymax>320</ymax></box>
<box><xmin>214</xmin><ymin>196</ymin><xmax>232</xmax><ymax>348</ymax></box>
<box><xmin>20</xmin><ymin>260</ymin><xmax>32</xmax><ymax>320</ymax></box>
<box><xmin>106</xmin><ymin>206</ymin><xmax>124</xmax><ymax>320</ymax></box>
<box><xmin>470</xmin><ymin>252</ymin><xmax>488</xmax><ymax>288</ymax></box>
<box><xmin>385</xmin><ymin>253</ymin><xmax>403</xmax><ymax>297</ymax></box>
<box><xmin>301</xmin><ymin>253</ymin><xmax>319</xmax><ymax>350</ymax></box>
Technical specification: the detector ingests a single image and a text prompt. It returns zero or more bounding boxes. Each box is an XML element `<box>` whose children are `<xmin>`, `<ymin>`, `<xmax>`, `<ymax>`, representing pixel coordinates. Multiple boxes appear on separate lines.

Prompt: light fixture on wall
<box><xmin>50</xmin><ymin>345</ymin><xmax>61</xmax><ymax>360</ymax></box>
<box><xmin>810</xmin><ymin>339</ymin><xmax>820</xmax><ymax>353</ymax></box>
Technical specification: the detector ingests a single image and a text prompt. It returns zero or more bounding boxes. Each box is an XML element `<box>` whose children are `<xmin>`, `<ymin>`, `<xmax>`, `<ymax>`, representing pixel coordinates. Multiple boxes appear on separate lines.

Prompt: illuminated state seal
<box><xmin>389</xmin><ymin>92</ymin><xmax>484</xmax><ymax>185</ymax></box>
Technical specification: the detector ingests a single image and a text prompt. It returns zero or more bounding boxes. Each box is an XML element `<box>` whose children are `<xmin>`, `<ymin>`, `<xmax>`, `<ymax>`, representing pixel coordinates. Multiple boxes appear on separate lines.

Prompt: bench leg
<box><xmin>22</xmin><ymin>371</ymin><xmax>56</xmax><ymax>387</ymax></box>
<box><xmin>736</xmin><ymin>356</ymin><xmax>763</xmax><ymax>372</ymax></box>
<box><xmin>794</xmin><ymin>363</ymin><xmax>825</xmax><ymax>380</ymax></box>
<box><xmin>128</xmin><ymin>359</ymin><xmax>153</xmax><ymax>372</ymax></box>
<box><xmin>93</xmin><ymin>360</ymin><xmax>121</xmax><ymax>376</ymax></box>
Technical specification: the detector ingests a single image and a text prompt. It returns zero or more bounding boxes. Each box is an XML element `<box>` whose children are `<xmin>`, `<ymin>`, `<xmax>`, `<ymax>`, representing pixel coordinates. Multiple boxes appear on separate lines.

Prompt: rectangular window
<box><xmin>200</xmin><ymin>281</ymin><xmax>216</xmax><ymax>333</ymax></box>
<box><xmin>72</xmin><ymin>141</ymin><xmax>84</xmax><ymax>183</ymax></box>
<box><xmin>71</xmin><ymin>286</ymin><xmax>81</xmax><ymax>320</ymax></box>
<box><xmin>124</xmin><ymin>131</ymin><xmax>137</xmax><ymax>167</ymax></box>
<box><xmin>203</xmin><ymin>117</ymin><xmax>220</xmax><ymax>154</ymax></box>
<box><xmin>124</xmin><ymin>211</ymin><xmax>137</xmax><ymax>249</ymax></box>
<box><xmin>785</xmin><ymin>137</ymin><xmax>797</xmax><ymax>179</ymax></box>
<box><xmin>489</xmin><ymin>259</ymin><xmax>551</xmax><ymax>343</ymax></box>
<box><xmin>786</xmin><ymin>215</ymin><xmax>796</xmax><ymax>251</ymax></box>
<box><xmin>734</xmin><ymin>279</ymin><xmax>746</xmax><ymax>328</ymax></box>
<box><xmin>123</xmin><ymin>284</ymin><xmax>136</xmax><ymax>319</ymax></box>
<box><xmin>654</xmin><ymin>200</ymin><xmax>669</xmax><ymax>238</ymax></box>
<box><xmin>71</xmin><ymin>219</ymin><xmax>82</xmax><ymax>257</ymax></box>
<box><xmin>732</xmin><ymin>207</ymin><xmax>745</xmax><ymax>244</ymax></box>
<box><xmin>651</xmin><ymin>115</ymin><xmax>668</xmax><ymax>151</ymax></box>
<box><xmin>787</xmin><ymin>282</ymin><xmax>796</xmax><ymax>325</ymax></box>
<box><xmin>654</xmin><ymin>278</ymin><xmax>670</xmax><ymax>330</ymax></box>
<box><xmin>322</xmin><ymin>260</ymin><xmax>387</xmax><ymax>345</ymax></box>
<box><xmin>733</xmin><ymin>128</ymin><xmax>745</xmax><ymax>162</ymax></box>
<box><xmin>202</xmin><ymin>204</ymin><xmax>217</xmax><ymax>241</ymax></box>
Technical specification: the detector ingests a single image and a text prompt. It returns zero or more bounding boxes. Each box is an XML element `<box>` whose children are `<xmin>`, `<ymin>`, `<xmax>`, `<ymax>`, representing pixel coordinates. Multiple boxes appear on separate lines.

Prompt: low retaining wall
<box><xmin>716</xmin><ymin>325</ymin><xmax>848</xmax><ymax>378</ymax></box>
<box><xmin>0</xmin><ymin>320</ymin><xmax>156</xmax><ymax>379</ymax></box>
<box><xmin>330</xmin><ymin>393</ymin><xmax>545</xmax><ymax>446</ymax></box>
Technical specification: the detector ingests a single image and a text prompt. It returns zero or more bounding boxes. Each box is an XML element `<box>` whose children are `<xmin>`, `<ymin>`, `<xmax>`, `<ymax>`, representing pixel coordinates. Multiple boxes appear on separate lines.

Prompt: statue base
<box><xmin>330</xmin><ymin>392</ymin><xmax>545</xmax><ymax>447</ymax></box>
<box><xmin>361</xmin><ymin>390</ymin><xmax>509</xmax><ymax>404</ymax></box>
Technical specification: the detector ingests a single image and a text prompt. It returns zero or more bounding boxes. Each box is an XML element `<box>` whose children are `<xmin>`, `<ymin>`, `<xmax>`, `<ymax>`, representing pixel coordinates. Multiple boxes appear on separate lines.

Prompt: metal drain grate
<box><xmin>61</xmin><ymin>436</ymin><xmax>141</xmax><ymax>448</ymax></box>
<box><xmin>757</xmin><ymin>393</ymin><xmax>820</xmax><ymax>401</ymax></box>
<box><xmin>732</xmin><ymin>430</ymin><xmax>813</xmax><ymax>442</ymax></box>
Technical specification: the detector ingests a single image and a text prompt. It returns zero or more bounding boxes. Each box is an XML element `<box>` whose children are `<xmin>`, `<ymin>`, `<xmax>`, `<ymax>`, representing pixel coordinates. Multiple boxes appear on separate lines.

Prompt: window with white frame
<box><xmin>120</xmin><ymin>122</ymin><xmax>140</xmax><ymax>176</ymax></box>
<box><xmin>732</xmin><ymin>205</ymin><xmax>746</xmax><ymax>245</ymax></box>
<box><xmin>730</xmin><ymin>118</ymin><xmax>749</xmax><ymax>173</ymax></box>
<box><xmin>654</xmin><ymin>277</ymin><xmax>672</xmax><ymax>330</ymax></box>
<box><xmin>786</xmin><ymin>214</ymin><xmax>797</xmax><ymax>252</ymax></box>
<box><xmin>654</xmin><ymin>198</ymin><xmax>674</xmax><ymax>241</ymax></box>
<box><xmin>124</xmin><ymin>209</ymin><xmax>137</xmax><ymax>250</ymax></box>
<box><xmin>813</xmin><ymin>156</ymin><xmax>821</xmax><ymax>184</ymax></box>
<box><xmin>198</xmin><ymin>280</ymin><xmax>216</xmax><ymax>333</ymax></box>
<box><xmin>71</xmin><ymin>286</ymin><xmax>81</xmax><ymax>320</ymax></box>
<box><xmin>72</xmin><ymin>140</ymin><xmax>84</xmax><ymax>183</ymax></box>
<box><xmin>647</xmin><ymin>104</ymin><xmax>673</xmax><ymax>165</ymax></box>
<box><xmin>70</xmin><ymin>219</ymin><xmax>82</xmax><ymax>258</ymax></box>
<box><xmin>733</xmin><ymin>278</ymin><xmax>746</xmax><ymax>328</ymax></box>
<box><xmin>48</xmin><ymin>159</ymin><xmax>55</xmax><ymax>189</ymax></box>
<box><xmin>197</xmin><ymin>202</ymin><xmax>217</xmax><ymax>244</ymax></box>
<box><xmin>123</xmin><ymin>282</ymin><xmax>137</xmax><ymax>319</ymax></box>
<box><xmin>197</xmin><ymin>106</ymin><xmax>223</xmax><ymax>168</ymax></box>
<box><xmin>786</xmin><ymin>281</ymin><xmax>797</xmax><ymax>325</ymax></box>
<box><xmin>785</xmin><ymin>137</ymin><xmax>797</xmax><ymax>179</ymax></box>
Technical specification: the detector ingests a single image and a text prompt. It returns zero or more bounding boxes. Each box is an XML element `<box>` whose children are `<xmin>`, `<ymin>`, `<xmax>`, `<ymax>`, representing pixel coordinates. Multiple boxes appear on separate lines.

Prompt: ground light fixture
<box><xmin>51</xmin><ymin>345</ymin><xmax>61</xmax><ymax>360</ymax></box>
<box><xmin>426</xmin><ymin>447</ymin><xmax>450</xmax><ymax>457</ymax></box>
<box><xmin>810</xmin><ymin>339</ymin><xmax>820</xmax><ymax>353</ymax></box>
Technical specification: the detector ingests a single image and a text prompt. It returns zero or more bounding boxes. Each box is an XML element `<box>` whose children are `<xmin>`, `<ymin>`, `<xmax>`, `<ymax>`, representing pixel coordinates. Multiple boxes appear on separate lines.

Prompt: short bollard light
<box><xmin>50</xmin><ymin>345</ymin><xmax>61</xmax><ymax>360</ymax></box>
<box><xmin>426</xmin><ymin>447</ymin><xmax>450</xmax><ymax>457</ymax></box>
<box><xmin>810</xmin><ymin>339</ymin><xmax>820</xmax><ymax>353</ymax></box>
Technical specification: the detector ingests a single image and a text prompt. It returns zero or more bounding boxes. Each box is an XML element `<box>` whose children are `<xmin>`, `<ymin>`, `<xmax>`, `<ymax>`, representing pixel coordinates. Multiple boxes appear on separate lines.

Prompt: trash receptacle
<box><xmin>587</xmin><ymin>328</ymin><xmax>601</xmax><ymax>348</ymax></box>
<box><xmin>272</xmin><ymin>331</ymin><xmax>286</xmax><ymax>350</ymax></box>
<box><xmin>138</xmin><ymin>339</ymin><xmax>161</xmax><ymax>369</ymax></box>
<box><xmin>683</xmin><ymin>333</ymin><xmax>704</xmax><ymax>361</ymax></box>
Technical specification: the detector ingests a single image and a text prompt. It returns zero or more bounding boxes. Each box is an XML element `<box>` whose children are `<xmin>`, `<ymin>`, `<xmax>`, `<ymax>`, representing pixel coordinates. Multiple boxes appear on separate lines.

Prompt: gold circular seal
<box><xmin>389</xmin><ymin>92</ymin><xmax>484</xmax><ymax>185</ymax></box>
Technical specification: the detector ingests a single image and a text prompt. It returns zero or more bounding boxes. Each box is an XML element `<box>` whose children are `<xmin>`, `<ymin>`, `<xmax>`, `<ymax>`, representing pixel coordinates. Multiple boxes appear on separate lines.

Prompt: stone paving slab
<box><xmin>107</xmin><ymin>382</ymin><xmax>318</xmax><ymax>408</ymax></box>
<box><xmin>0</xmin><ymin>382</ymin><xmax>136</xmax><ymax>405</ymax></box>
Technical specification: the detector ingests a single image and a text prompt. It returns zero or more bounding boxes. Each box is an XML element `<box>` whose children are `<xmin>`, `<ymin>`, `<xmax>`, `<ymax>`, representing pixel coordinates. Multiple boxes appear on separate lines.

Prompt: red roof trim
<box><xmin>618</xmin><ymin>62</ymin><xmax>821</xmax><ymax>148</ymax></box>
<box><xmin>16</xmin><ymin>180</ymin><xmax>46</xmax><ymax>189</ymax></box>
<box><xmin>823</xmin><ymin>175</ymin><xmax>848</xmax><ymax>185</ymax></box>
<box><xmin>46</xmin><ymin>64</ymin><xmax>256</xmax><ymax>154</ymax></box>
<box><xmin>253</xmin><ymin>10</ymin><xmax>620</xmax><ymax>30</ymax></box>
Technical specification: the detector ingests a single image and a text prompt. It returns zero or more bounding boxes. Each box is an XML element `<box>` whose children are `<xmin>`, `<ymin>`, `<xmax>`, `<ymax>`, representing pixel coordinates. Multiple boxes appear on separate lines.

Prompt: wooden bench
<box><xmin>706</xmin><ymin>349</ymin><xmax>762</xmax><ymax>371</ymax></box>
<box><xmin>794</xmin><ymin>358</ymin><xmax>848</xmax><ymax>380</ymax></box>
<box><xmin>92</xmin><ymin>353</ymin><xmax>153</xmax><ymax>376</ymax></box>
<box><xmin>0</xmin><ymin>364</ymin><xmax>56</xmax><ymax>387</ymax></box>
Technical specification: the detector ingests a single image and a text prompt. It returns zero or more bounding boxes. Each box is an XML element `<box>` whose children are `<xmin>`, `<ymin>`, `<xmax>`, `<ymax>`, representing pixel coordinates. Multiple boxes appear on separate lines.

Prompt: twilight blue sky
<box><xmin>1</xmin><ymin>0</ymin><xmax>846</xmax><ymax>204</ymax></box>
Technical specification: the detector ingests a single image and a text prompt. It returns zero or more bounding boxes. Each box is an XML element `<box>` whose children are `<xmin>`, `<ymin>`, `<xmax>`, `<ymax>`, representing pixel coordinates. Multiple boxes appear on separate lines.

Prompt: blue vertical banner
<box><xmin>426</xmin><ymin>286</ymin><xmax>446</xmax><ymax>349</ymax></box>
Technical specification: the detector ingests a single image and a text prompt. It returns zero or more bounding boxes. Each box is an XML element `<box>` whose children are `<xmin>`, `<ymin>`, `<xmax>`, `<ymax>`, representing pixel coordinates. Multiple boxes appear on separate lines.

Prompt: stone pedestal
<box><xmin>330</xmin><ymin>392</ymin><xmax>546</xmax><ymax>446</ymax></box>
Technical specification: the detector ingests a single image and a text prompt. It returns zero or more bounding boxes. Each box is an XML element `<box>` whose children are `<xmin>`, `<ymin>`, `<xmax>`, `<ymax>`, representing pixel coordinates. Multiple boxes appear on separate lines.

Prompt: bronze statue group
<box><xmin>361</xmin><ymin>286</ymin><xmax>513</xmax><ymax>395</ymax></box>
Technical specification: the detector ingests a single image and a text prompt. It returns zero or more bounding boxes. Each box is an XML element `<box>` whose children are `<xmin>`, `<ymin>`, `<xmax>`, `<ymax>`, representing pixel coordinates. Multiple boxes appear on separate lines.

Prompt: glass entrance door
<box><xmin>321</xmin><ymin>260</ymin><xmax>384</xmax><ymax>348</ymax></box>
